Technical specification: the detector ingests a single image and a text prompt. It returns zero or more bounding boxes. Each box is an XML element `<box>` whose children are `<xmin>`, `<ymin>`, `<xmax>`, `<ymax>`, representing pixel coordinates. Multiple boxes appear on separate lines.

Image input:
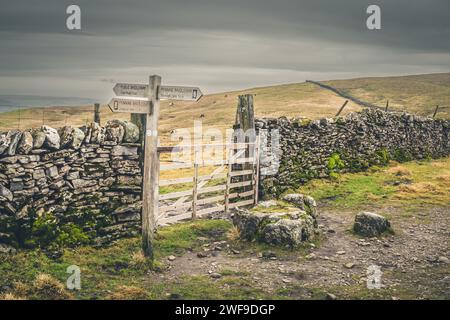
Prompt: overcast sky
<box><xmin>0</xmin><ymin>0</ymin><xmax>449</xmax><ymax>100</ymax></box>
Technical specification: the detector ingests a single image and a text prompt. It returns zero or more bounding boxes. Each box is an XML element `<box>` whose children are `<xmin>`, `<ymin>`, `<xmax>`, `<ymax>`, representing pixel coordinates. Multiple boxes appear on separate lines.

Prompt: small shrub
<box><xmin>56</xmin><ymin>223</ymin><xmax>91</xmax><ymax>247</ymax></box>
<box><xmin>327</xmin><ymin>153</ymin><xmax>345</xmax><ymax>172</ymax></box>
<box><xmin>329</xmin><ymin>172</ymin><xmax>340</xmax><ymax>180</ymax></box>
<box><xmin>392</xmin><ymin>149</ymin><xmax>413</xmax><ymax>163</ymax></box>
<box><xmin>376</xmin><ymin>149</ymin><xmax>390</xmax><ymax>165</ymax></box>
<box><xmin>31</xmin><ymin>213</ymin><xmax>59</xmax><ymax>247</ymax></box>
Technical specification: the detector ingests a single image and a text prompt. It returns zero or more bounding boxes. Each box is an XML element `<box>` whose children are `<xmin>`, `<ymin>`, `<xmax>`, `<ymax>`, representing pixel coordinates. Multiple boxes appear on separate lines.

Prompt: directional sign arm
<box><xmin>159</xmin><ymin>86</ymin><xmax>203</xmax><ymax>101</ymax></box>
<box><xmin>108</xmin><ymin>97</ymin><xmax>150</xmax><ymax>114</ymax></box>
<box><xmin>113</xmin><ymin>83</ymin><xmax>148</xmax><ymax>97</ymax></box>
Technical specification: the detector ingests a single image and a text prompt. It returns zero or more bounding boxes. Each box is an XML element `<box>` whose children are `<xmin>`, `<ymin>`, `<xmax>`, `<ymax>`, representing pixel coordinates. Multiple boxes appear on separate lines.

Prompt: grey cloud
<box><xmin>0</xmin><ymin>0</ymin><xmax>449</xmax><ymax>99</ymax></box>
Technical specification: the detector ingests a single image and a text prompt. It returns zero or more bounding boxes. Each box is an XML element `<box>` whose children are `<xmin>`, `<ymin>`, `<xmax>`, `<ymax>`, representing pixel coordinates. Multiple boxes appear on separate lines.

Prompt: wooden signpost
<box><xmin>108</xmin><ymin>75</ymin><xmax>203</xmax><ymax>260</ymax></box>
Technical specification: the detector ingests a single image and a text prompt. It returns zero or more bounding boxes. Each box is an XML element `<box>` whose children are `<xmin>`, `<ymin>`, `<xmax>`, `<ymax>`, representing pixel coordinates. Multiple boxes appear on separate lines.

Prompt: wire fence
<box><xmin>0</xmin><ymin>104</ymin><xmax>115</xmax><ymax>132</ymax></box>
<box><xmin>0</xmin><ymin>101</ymin><xmax>447</xmax><ymax>133</ymax></box>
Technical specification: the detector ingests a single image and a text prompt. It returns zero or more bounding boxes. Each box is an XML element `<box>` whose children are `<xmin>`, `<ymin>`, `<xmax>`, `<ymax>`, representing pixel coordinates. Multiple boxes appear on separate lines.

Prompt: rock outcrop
<box><xmin>232</xmin><ymin>194</ymin><xmax>319</xmax><ymax>247</ymax></box>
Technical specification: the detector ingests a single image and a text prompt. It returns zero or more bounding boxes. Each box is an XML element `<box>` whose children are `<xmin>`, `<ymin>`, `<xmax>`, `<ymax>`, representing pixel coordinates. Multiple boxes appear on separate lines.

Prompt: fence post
<box><xmin>235</xmin><ymin>94</ymin><xmax>255</xmax><ymax>192</ymax></box>
<box><xmin>94</xmin><ymin>103</ymin><xmax>101</xmax><ymax>124</ymax></box>
<box><xmin>18</xmin><ymin>106</ymin><xmax>21</xmax><ymax>129</ymax></box>
<box><xmin>432</xmin><ymin>105</ymin><xmax>439</xmax><ymax>118</ymax></box>
<box><xmin>335</xmin><ymin>100</ymin><xmax>348</xmax><ymax>117</ymax></box>
<box><xmin>385</xmin><ymin>100</ymin><xmax>389</xmax><ymax>112</ymax></box>
<box><xmin>192</xmin><ymin>150</ymin><xmax>199</xmax><ymax>220</ymax></box>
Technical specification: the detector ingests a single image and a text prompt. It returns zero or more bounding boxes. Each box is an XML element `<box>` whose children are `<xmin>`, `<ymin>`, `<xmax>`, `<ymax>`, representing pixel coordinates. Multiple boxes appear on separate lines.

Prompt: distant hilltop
<box><xmin>0</xmin><ymin>95</ymin><xmax>97</xmax><ymax>112</ymax></box>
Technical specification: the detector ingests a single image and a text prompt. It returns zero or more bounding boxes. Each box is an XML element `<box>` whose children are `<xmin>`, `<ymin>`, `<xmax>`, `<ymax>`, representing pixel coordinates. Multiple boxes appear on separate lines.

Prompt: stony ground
<box><xmin>156</xmin><ymin>205</ymin><xmax>449</xmax><ymax>300</ymax></box>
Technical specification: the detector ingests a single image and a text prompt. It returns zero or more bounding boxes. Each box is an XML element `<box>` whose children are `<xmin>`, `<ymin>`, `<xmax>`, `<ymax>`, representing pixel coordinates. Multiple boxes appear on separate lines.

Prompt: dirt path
<box><xmin>157</xmin><ymin>206</ymin><xmax>450</xmax><ymax>299</ymax></box>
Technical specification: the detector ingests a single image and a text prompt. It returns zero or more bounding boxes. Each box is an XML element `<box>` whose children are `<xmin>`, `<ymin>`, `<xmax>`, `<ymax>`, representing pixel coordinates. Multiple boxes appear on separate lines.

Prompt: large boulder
<box><xmin>17</xmin><ymin>131</ymin><xmax>33</xmax><ymax>154</ymax></box>
<box><xmin>42</xmin><ymin>125</ymin><xmax>60</xmax><ymax>150</ymax></box>
<box><xmin>353</xmin><ymin>212</ymin><xmax>391</xmax><ymax>237</ymax></box>
<box><xmin>232</xmin><ymin>197</ymin><xmax>319</xmax><ymax>247</ymax></box>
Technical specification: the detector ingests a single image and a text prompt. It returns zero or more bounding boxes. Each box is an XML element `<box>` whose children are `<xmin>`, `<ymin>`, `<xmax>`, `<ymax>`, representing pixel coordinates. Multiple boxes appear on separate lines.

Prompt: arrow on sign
<box><xmin>108</xmin><ymin>97</ymin><xmax>150</xmax><ymax>114</ymax></box>
<box><xmin>112</xmin><ymin>83</ymin><xmax>203</xmax><ymax>101</ymax></box>
<box><xmin>160</xmin><ymin>86</ymin><xmax>203</xmax><ymax>101</ymax></box>
<box><xmin>113</xmin><ymin>83</ymin><xmax>148</xmax><ymax>97</ymax></box>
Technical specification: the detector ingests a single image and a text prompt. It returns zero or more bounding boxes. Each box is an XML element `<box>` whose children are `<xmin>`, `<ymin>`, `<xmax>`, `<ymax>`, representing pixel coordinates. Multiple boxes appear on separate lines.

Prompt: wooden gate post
<box><xmin>234</xmin><ymin>94</ymin><xmax>255</xmax><ymax>192</ymax></box>
<box><xmin>140</xmin><ymin>75</ymin><xmax>161</xmax><ymax>260</ymax></box>
<box><xmin>235</xmin><ymin>95</ymin><xmax>255</xmax><ymax>133</ymax></box>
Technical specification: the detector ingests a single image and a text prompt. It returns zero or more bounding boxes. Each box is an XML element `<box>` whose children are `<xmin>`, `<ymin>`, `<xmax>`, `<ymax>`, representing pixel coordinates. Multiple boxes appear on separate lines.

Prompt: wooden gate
<box><xmin>156</xmin><ymin>138</ymin><xmax>260</xmax><ymax>226</ymax></box>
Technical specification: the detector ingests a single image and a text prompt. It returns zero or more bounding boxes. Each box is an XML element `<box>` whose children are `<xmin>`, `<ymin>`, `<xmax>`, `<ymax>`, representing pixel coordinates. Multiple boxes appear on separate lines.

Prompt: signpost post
<box><xmin>108</xmin><ymin>75</ymin><xmax>203</xmax><ymax>260</ymax></box>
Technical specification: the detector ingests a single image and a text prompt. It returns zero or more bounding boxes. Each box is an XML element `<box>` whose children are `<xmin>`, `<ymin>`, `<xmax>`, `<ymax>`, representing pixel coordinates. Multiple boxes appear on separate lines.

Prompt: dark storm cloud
<box><xmin>0</xmin><ymin>0</ymin><xmax>449</xmax><ymax>99</ymax></box>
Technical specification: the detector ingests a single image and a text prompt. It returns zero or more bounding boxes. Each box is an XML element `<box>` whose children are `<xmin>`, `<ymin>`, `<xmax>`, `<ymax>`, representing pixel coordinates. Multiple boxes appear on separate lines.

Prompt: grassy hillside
<box><xmin>0</xmin><ymin>73</ymin><xmax>448</xmax><ymax>144</ymax></box>
<box><xmin>0</xmin><ymin>82</ymin><xmax>361</xmax><ymax>144</ymax></box>
<box><xmin>323</xmin><ymin>73</ymin><xmax>450</xmax><ymax>118</ymax></box>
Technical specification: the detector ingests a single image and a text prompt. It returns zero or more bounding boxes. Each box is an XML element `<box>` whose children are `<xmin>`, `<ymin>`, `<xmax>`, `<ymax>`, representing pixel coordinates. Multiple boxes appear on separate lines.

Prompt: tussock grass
<box><xmin>226</xmin><ymin>226</ymin><xmax>241</xmax><ymax>241</ymax></box>
<box><xmin>106</xmin><ymin>285</ymin><xmax>151</xmax><ymax>300</ymax></box>
<box><xmin>0</xmin><ymin>273</ymin><xmax>73</xmax><ymax>300</ymax></box>
<box><xmin>387</xmin><ymin>165</ymin><xmax>412</xmax><ymax>176</ymax></box>
<box><xmin>0</xmin><ymin>293</ymin><xmax>25</xmax><ymax>300</ymax></box>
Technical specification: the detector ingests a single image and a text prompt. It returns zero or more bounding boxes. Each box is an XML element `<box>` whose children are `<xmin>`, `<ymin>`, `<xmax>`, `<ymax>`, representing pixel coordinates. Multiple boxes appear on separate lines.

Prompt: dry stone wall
<box><xmin>1</xmin><ymin>108</ymin><xmax>449</xmax><ymax>250</ymax></box>
<box><xmin>0</xmin><ymin>120</ymin><xmax>143</xmax><ymax>249</ymax></box>
<box><xmin>256</xmin><ymin>109</ymin><xmax>450</xmax><ymax>197</ymax></box>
